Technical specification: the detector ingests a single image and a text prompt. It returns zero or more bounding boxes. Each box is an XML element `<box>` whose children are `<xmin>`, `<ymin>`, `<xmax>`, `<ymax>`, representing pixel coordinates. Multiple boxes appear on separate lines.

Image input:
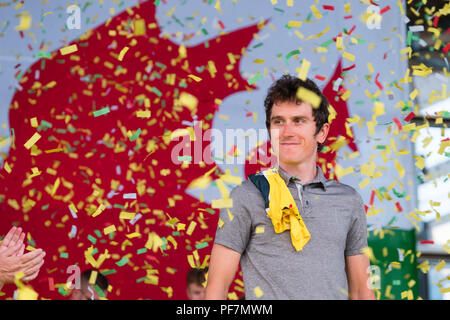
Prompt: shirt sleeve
<box><xmin>213</xmin><ymin>184</ymin><xmax>252</xmax><ymax>255</ymax></box>
<box><xmin>345</xmin><ymin>192</ymin><xmax>368</xmax><ymax>256</ymax></box>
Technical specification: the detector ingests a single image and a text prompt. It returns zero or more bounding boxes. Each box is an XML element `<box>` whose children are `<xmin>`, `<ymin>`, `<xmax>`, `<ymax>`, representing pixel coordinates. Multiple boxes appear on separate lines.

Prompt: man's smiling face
<box><xmin>269</xmin><ymin>101</ymin><xmax>329</xmax><ymax>167</ymax></box>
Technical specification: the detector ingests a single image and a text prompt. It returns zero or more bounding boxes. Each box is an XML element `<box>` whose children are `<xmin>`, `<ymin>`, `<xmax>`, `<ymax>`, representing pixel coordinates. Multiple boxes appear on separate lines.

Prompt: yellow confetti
<box><xmin>287</xmin><ymin>21</ymin><xmax>302</xmax><ymax>28</ymax></box>
<box><xmin>30</xmin><ymin>117</ymin><xmax>38</xmax><ymax>128</ymax></box>
<box><xmin>120</xmin><ymin>211</ymin><xmax>136</xmax><ymax>220</ymax></box>
<box><xmin>186</xmin><ymin>221</ymin><xmax>197</xmax><ymax>235</ymax></box>
<box><xmin>253</xmin><ymin>59</ymin><xmax>265</xmax><ymax>64</ymax></box>
<box><xmin>296</xmin><ymin>86</ymin><xmax>321</xmax><ymax>108</ymax></box>
<box><xmin>394</xmin><ymin>159</ymin><xmax>405</xmax><ymax>178</ymax></box>
<box><xmin>341</xmin><ymin>89</ymin><xmax>351</xmax><ymax>101</ymax></box>
<box><xmin>227</xmin><ymin>209</ymin><xmax>234</xmax><ymax>222</ymax></box>
<box><xmin>24</xmin><ymin>132</ymin><xmax>41</xmax><ymax>150</ymax></box>
<box><xmin>133</xmin><ymin>19</ymin><xmax>146</xmax><ymax>36</ymax></box>
<box><xmin>59</xmin><ymin>44</ymin><xmax>78</xmax><ymax>56</ymax></box>
<box><xmin>413</xmin><ymin>156</ymin><xmax>424</xmax><ymax>170</ymax></box>
<box><xmin>343</xmin><ymin>51</ymin><xmax>355</xmax><ymax>62</ymax></box>
<box><xmin>15</xmin><ymin>12</ymin><xmax>31</xmax><ymax>31</ymax></box>
<box><xmin>118</xmin><ymin>46</ymin><xmax>129</xmax><ymax>61</ymax></box>
<box><xmin>3</xmin><ymin>161</ymin><xmax>11</xmax><ymax>174</ymax></box>
<box><xmin>136</xmin><ymin>110</ymin><xmax>151</xmax><ymax>118</ymax></box>
<box><xmin>254</xmin><ymin>286</ymin><xmax>264</xmax><ymax>298</ymax></box>
<box><xmin>88</xmin><ymin>270</ymin><xmax>98</xmax><ymax>285</ymax></box>
<box><xmin>255</xmin><ymin>226</ymin><xmax>265</xmax><ymax>234</ymax></box>
<box><xmin>335</xmin><ymin>164</ymin><xmax>354</xmax><ymax>179</ymax></box>
<box><xmin>310</xmin><ymin>5</ymin><xmax>322</xmax><ymax>19</ymax></box>
<box><xmin>359</xmin><ymin>178</ymin><xmax>370</xmax><ymax>189</ymax></box>
<box><xmin>211</xmin><ymin>198</ymin><xmax>233</xmax><ymax>209</ymax></box>
<box><xmin>436</xmin><ymin>260</ymin><xmax>446</xmax><ymax>272</ymax></box>
<box><xmin>367</xmin><ymin>63</ymin><xmax>374</xmax><ymax>73</ymax></box>
<box><xmin>92</xmin><ymin>204</ymin><xmax>106</xmax><ymax>217</ymax></box>
<box><xmin>103</xmin><ymin>225</ymin><xmax>116</xmax><ymax>235</ymax></box>
<box><xmin>17</xmin><ymin>286</ymin><xmax>38</xmax><ymax>300</ymax></box>
<box><xmin>214</xmin><ymin>0</ymin><xmax>222</xmax><ymax>14</ymax></box>
<box><xmin>188</xmin><ymin>74</ymin><xmax>202</xmax><ymax>82</ymax></box>
<box><xmin>296</xmin><ymin>59</ymin><xmax>310</xmax><ymax>81</ymax></box>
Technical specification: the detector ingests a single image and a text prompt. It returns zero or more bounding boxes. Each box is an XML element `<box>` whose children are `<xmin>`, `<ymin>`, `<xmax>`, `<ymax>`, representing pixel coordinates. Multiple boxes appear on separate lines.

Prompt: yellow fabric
<box><xmin>264</xmin><ymin>168</ymin><xmax>311</xmax><ymax>251</ymax></box>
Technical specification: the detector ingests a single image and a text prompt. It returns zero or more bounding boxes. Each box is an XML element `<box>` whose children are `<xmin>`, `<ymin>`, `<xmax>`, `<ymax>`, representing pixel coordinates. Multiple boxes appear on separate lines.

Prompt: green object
<box><xmin>93</xmin><ymin>106</ymin><xmax>110</xmax><ymax>117</ymax></box>
<box><xmin>129</xmin><ymin>128</ymin><xmax>142</xmax><ymax>141</ymax></box>
<box><xmin>116</xmin><ymin>256</ymin><xmax>129</xmax><ymax>267</ymax></box>
<box><xmin>248</xmin><ymin>73</ymin><xmax>263</xmax><ymax>85</ymax></box>
<box><xmin>367</xmin><ymin>227</ymin><xmax>419</xmax><ymax>300</ymax></box>
<box><xmin>60</xmin><ymin>252</ymin><xmax>68</xmax><ymax>258</ymax></box>
<box><xmin>87</xmin><ymin>234</ymin><xmax>97</xmax><ymax>245</ymax></box>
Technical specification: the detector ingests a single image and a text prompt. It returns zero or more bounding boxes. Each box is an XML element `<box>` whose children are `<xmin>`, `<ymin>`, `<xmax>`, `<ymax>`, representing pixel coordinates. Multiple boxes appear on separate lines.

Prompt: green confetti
<box><xmin>116</xmin><ymin>256</ymin><xmax>129</xmax><ymax>267</ymax></box>
<box><xmin>93</xmin><ymin>106</ymin><xmax>110</xmax><ymax>117</ymax></box>
<box><xmin>248</xmin><ymin>73</ymin><xmax>263</xmax><ymax>85</ymax></box>
<box><xmin>195</xmin><ymin>242</ymin><xmax>209</xmax><ymax>250</ymax></box>
<box><xmin>129</xmin><ymin>128</ymin><xmax>142</xmax><ymax>141</ymax></box>
<box><xmin>137</xmin><ymin>248</ymin><xmax>147</xmax><ymax>254</ymax></box>
<box><xmin>60</xmin><ymin>252</ymin><xmax>68</xmax><ymax>258</ymax></box>
<box><xmin>87</xmin><ymin>234</ymin><xmax>97</xmax><ymax>244</ymax></box>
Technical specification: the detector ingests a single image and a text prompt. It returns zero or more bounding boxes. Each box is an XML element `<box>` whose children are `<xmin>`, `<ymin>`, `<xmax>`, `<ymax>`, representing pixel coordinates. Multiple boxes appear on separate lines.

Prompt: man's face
<box><xmin>186</xmin><ymin>283</ymin><xmax>206</xmax><ymax>300</ymax></box>
<box><xmin>269</xmin><ymin>101</ymin><xmax>329</xmax><ymax>167</ymax></box>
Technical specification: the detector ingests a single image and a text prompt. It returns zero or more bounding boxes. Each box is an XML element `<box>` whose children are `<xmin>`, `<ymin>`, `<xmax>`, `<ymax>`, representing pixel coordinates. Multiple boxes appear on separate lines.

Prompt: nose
<box><xmin>281</xmin><ymin>121</ymin><xmax>296</xmax><ymax>137</ymax></box>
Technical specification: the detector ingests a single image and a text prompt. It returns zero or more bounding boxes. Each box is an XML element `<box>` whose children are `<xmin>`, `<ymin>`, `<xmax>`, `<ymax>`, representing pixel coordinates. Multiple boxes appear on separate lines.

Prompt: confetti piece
<box><xmin>17</xmin><ymin>286</ymin><xmax>38</xmax><ymax>300</ymax></box>
<box><xmin>188</xmin><ymin>74</ymin><xmax>202</xmax><ymax>82</ymax></box>
<box><xmin>24</xmin><ymin>132</ymin><xmax>41</xmax><ymax>150</ymax></box>
<box><xmin>116</xmin><ymin>257</ymin><xmax>129</xmax><ymax>267</ymax></box>
<box><xmin>287</xmin><ymin>0</ymin><xmax>293</xmax><ymax>7</ymax></box>
<box><xmin>296</xmin><ymin>86</ymin><xmax>321</xmax><ymax>108</ymax></box>
<box><xmin>104</xmin><ymin>225</ymin><xmax>116</xmax><ymax>235</ymax></box>
<box><xmin>310</xmin><ymin>5</ymin><xmax>322</xmax><ymax>19</ymax></box>
<box><xmin>297</xmin><ymin>59</ymin><xmax>310</xmax><ymax>81</ymax></box>
<box><xmin>123</xmin><ymin>193</ymin><xmax>137</xmax><ymax>199</ymax></box>
<box><xmin>211</xmin><ymin>198</ymin><xmax>233</xmax><ymax>209</ymax></box>
<box><xmin>15</xmin><ymin>12</ymin><xmax>31</xmax><ymax>31</ymax></box>
<box><xmin>136</xmin><ymin>110</ymin><xmax>151</xmax><ymax>118</ymax></box>
<box><xmin>59</xmin><ymin>44</ymin><xmax>78</xmax><ymax>56</ymax></box>
<box><xmin>253</xmin><ymin>59</ymin><xmax>265</xmax><ymax>64</ymax></box>
<box><xmin>343</xmin><ymin>51</ymin><xmax>355</xmax><ymax>62</ymax></box>
<box><xmin>93</xmin><ymin>107</ymin><xmax>110</xmax><ymax>117</ymax></box>
<box><xmin>120</xmin><ymin>211</ymin><xmax>136</xmax><ymax>220</ymax></box>
<box><xmin>186</xmin><ymin>221</ymin><xmax>197</xmax><ymax>236</ymax></box>
<box><xmin>404</xmin><ymin>112</ymin><xmax>415</xmax><ymax>122</ymax></box>
<box><xmin>254</xmin><ymin>286</ymin><xmax>264</xmax><ymax>298</ymax></box>
<box><xmin>287</xmin><ymin>21</ymin><xmax>302</xmax><ymax>28</ymax></box>
<box><xmin>248</xmin><ymin>73</ymin><xmax>263</xmax><ymax>85</ymax></box>
<box><xmin>92</xmin><ymin>204</ymin><xmax>105</xmax><ymax>217</ymax></box>
<box><xmin>30</xmin><ymin>117</ymin><xmax>38</xmax><ymax>128</ymax></box>
<box><xmin>133</xmin><ymin>19</ymin><xmax>146</xmax><ymax>36</ymax></box>
<box><xmin>118</xmin><ymin>47</ymin><xmax>129</xmax><ymax>61</ymax></box>
<box><xmin>3</xmin><ymin>161</ymin><xmax>11</xmax><ymax>174</ymax></box>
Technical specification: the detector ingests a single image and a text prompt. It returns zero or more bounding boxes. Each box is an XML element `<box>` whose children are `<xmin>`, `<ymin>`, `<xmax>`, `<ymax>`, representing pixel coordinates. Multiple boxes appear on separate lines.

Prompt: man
<box><xmin>205</xmin><ymin>75</ymin><xmax>375</xmax><ymax>300</ymax></box>
<box><xmin>186</xmin><ymin>267</ymin><xmax>208</xmax><ymax>300</ymax></box>
<box><xmin>70</xmin><ymin>269</ymin><xmax>109</xmax><ymax>300</ymax></box>
<box><xmin>0</xmin><ymin>226</ymin><xmax>46</xmax><ymax>288</ymax></box>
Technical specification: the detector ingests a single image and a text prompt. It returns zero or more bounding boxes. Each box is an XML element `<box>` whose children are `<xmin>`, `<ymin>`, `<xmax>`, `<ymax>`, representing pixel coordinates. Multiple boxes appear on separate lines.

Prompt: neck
<box><xmin>278</xmin><ymin>161</ymin><xmax>317</xmax><ymax>184</ymax></box>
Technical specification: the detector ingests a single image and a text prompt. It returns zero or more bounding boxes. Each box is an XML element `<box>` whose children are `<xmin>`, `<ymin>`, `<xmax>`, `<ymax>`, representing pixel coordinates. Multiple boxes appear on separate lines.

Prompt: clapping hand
<box><xmin>0</xmin><ymin>227</ymin><xmax>46</xmax><ymax>284</ymax></box>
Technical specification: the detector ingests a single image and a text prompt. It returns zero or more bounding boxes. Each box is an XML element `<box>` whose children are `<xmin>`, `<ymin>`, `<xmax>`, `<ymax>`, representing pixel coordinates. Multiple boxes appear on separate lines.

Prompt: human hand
<box><xmin>0</xmin><ymin>226</ymin><xmax>26</xmax><ymax>256</ymax></box>
<box><xmin>0</xmin><ymin>240</ymin><xmax>45</xmax><ymax>284</ymax></box>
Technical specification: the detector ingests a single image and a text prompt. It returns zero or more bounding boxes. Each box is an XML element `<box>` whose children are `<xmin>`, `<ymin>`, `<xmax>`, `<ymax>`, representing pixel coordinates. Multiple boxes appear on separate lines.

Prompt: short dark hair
<box><xmin>80</xmin><ymin>269</ymin><xmax>109</xmax><ymax>291</ymax></box>
<box><xmin>264</xmin><ymin>75</ymin><xmax>330</xmax><ymax>152</ymax></box>
<box><xmin>186</xmin><ymin>267</ymin><xmax>208</xmax><ymax>286</ymax></box>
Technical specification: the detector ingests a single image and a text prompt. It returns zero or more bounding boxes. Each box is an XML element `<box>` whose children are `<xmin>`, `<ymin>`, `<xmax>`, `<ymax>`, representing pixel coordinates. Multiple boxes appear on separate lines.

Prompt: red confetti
<box><xmin>344</xmin><ymin>15</ymin><xmax>353</xmax><ymax>19</ymax></box>
<box><xmin>383</xmin><ymin>53</ymin><xmax>387</xmax><ymax>60</ymax></box>
<box><xmin>404</xmin><ymin>112</ymin><xmax>416</xmax><ymax>122</ymax></box>
<box><xmin>395</xmin><ymin>202</ymin><xmax>402</xmax><ymax>212</ymax></box>
<box><xmin>343</xmin><ymin>64</ymin><xmax>355</xmax><ymax>72</ymax></box>
<box><xmin>347</xmin><ymin>25</ymin><xmax>356</xmax><ymax>36</ymax></box>
<box><xmin>433</xmin><ymin>15</ymin><xmax>439</xmax><ymax>27</ymax></box>
<box><xmin>375</xmin><ymin>73</ymin><xmax>383</xmax><ymax>90</ymax></box>
<box><xmin>314</xmin><ymin>75</ymin><xmax>327</xmax><ymax>81</ymax></box>
<box><xmin>48</xmin><ymin>277</ymin><xmax>55</xmax><ymax>291</ymax></box>
<box><xmin>420</xmin><ymin>240</ymin><xmax>434</xmax><ymax>245</ymax></box>
<box><xmin>393</xmin><ymin>117</ymin><xmax>403</xmax><ymax>131</ymax></box>
<box><xmin>218</xmin><ymin>20</ymin><xmax>225</xmax><ymax>29</ymax></box>
<box><xmin>443</xmin><ymin>43</ymin><xmax>450</xmax><ymax>54</ymax></box>
<box><xmin>370</xmin><ymin>190</ymin><xmax>375</xmax><ymax>206</ymax></box>
<box><xmin>323</xmin><ymin>5</ymin><xmax>334</xmax><ymax>10</ymax></box>
<box><xmin>380</xmin><ymin>5</ymin><xmax>391</xmax><ymax>14</ymax></box>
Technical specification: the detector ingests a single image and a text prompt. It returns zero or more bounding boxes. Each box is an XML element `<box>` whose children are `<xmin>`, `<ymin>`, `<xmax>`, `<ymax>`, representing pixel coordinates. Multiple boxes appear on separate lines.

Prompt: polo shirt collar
<box><xmin>275</xmin><ymin>164</ymin><xmax>328</xmax><ymax>191</ymax></box>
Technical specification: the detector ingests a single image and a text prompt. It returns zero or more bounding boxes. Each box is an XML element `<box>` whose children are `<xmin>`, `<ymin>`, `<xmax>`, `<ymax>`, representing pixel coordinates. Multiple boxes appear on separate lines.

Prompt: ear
<box><xmin>316</xmin><ymin>123</ymin><xmax>330</xmax><ymax>144</ymax></box>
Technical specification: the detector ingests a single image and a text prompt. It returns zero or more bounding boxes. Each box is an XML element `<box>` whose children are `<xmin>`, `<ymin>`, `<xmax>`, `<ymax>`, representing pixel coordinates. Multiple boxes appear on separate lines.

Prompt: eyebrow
<box><xmin>270</xmin><ymin>115</ymin><xmax>309</xmax><ymax>121</ymax></box>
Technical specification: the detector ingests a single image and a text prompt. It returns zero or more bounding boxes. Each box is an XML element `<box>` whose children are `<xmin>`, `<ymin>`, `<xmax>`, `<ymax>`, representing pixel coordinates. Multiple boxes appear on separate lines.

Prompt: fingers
<box><xmin>8</xmin><ymin>227</ymin><xmax>23</xmax><ymax>248</ymax></box>
<box><xmin>5</xmin><ymin>236</ymin><xmax>26</xmax><ymax>256</ymax></box>
<box><xmin>22</xmin><ymin>259</ymin><xmax>44</xmax><ymax>281</ymax></box>
<box><xmin>1</xmin><ymin>226</ymin><xmax>19</xmax><ymax>248</ymax></box>
<box><xmin>20</xmin><ymin>248</ymin><xmax>44</xmax><ymax>265</ymax></box>
<box><xmin>16</xmin><ymin>243</ymin><xmax>25</xmax><ymax>257</ymax></box>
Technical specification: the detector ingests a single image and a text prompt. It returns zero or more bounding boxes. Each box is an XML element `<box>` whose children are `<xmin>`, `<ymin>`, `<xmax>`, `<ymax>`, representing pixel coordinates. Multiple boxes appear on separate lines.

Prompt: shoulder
<box><xmin>229</xmin><ymin>180</ymin><xmax>266</xmax><ymax>205</ymax></box>
<box><xmin>326</xmin><ymin>179</ymin><xmax>364</xmax><ymax>204</ymax></box>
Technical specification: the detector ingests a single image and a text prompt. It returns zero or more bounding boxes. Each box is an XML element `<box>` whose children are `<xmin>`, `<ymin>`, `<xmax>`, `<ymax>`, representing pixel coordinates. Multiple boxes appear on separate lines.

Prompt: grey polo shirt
<box><xmin>214</xmin><ymin>165</ymin><xmax>368</xmax><ymax>300</ymax></box>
